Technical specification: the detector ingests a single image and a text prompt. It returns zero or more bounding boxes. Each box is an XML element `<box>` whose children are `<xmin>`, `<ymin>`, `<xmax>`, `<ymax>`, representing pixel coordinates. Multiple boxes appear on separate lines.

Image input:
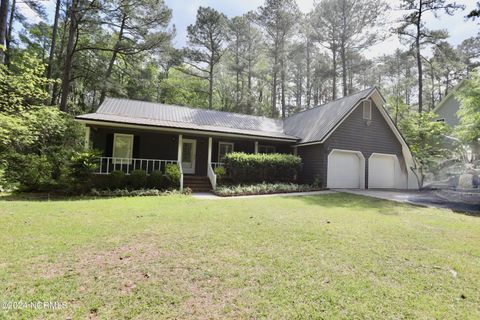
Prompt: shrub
<box><xmin>109</xmin><ymin>170</ymin><xmax>126</xmax><ymax>189</ymax></box>
<box><xmin>128</xmin><ymin>170</ymin><xmax>147</xmax><ymax>189</ymax></box>
<box><xmin>147</xmin><ymin>170</ymin><xmax>166</xmax><ymax>189</ymax></box>
<box><xmin>68</xmin><ymin>150</ymin><xmax>99</xmax><ymax>192</ymax></box>
<box><xmin>214</xmin><ymin>183</ymin><xmax>317</xmax><ymax>197</ymax></box>
<box><xmin>90</xmin><ymin>188</ymin><xmax>191</xmax><ymax>197</ymax></box>
<box><xmin>165</xmin><ymin>164</ymin><xmax>180</xmax><ymax>188</ymax></box>
<box><xmin>223</xmin><ymin>152</ymin><xmax>302</xmax><ymax>184</ymax></box>
<box><xmin>0</xmin><ymin>107</ymin><xmax>83</xmax><ymax>192</ymax></box>
<box><xmin>213</xmin><ymin>167</ymin><xmax>227</xmax><ymax>182</ymax></box>
<box><xmin>3</xmin><ymin>153</ymin><xmax>56</xmax><ymax>191</ymax></box>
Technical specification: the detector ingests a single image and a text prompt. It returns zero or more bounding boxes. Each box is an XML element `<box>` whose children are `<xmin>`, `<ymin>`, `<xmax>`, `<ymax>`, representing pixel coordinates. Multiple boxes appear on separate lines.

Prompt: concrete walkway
<box><xmin>192</xmin><ymin>190</ymin><xmax>335</xmax><ymax>200</ymax></box>
<box><xmin>338</xmin><ymin>189</ymin><xmax>480</xmax><ymax>214</ymax></box>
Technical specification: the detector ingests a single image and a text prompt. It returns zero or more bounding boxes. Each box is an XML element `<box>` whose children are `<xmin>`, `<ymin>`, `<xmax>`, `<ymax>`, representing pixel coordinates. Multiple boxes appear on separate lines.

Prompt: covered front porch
<box><xmin>85</xmin><ymin>124</ymin><xmax>296</xmax><ymax>190</ymax></box>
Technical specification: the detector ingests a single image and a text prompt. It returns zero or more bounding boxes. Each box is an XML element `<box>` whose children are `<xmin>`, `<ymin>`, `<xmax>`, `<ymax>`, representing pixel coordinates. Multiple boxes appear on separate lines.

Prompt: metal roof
<box><xmin>283</xmin><ymin>87</ymin><xmax>375</xmax><ymax>144</ymax></box>
<box><xmin>77</xmin><ymin>98</ymin><xmax>297</xmax><ymax>140</ymax></box>
<box><xmin>76</xmin><ymin>88</ymin><xmax>377</xmax><ymax>143</ymax></box>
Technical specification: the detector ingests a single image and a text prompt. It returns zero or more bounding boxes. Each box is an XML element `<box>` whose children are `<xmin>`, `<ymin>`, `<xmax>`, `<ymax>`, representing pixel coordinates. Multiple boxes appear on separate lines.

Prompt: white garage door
<box><xmin>327</xmin><ymin>150</ymin><xmax>363</xmax><ymax>188</ymax></box>
<box><xmin>369</xmin><ymin>154</ymin><xmax>396</xmax><ymax>189</ymax></box>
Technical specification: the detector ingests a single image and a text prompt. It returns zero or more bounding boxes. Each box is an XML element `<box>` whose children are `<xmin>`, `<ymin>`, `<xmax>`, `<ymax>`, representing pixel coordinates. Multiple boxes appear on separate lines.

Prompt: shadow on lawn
<box><xmin>0</xmin><ymin>192</ymin><xmax>116</xmax><ymax>202</ymax></box>
<box><xmin>292</xmin><ymin>193</ymin><xmax>410</xmax><ymax>216</ymax></box>
<box><xmin>295</xmin><ymin>192</ymin><xmax>480</xmax><ymax>218</ymax></box>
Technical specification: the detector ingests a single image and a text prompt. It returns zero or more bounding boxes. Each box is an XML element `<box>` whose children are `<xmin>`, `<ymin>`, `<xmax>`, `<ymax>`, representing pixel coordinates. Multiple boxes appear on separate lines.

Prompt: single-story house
<box><xmin>76</xmin><ymin>87</ymin><xmax>418</xmax><ymax>191</ymax></box>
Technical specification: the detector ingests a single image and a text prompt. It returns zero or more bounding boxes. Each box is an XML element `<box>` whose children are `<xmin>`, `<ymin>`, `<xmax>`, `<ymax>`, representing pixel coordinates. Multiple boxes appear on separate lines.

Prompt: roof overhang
<box><xmin>76</xmin><ymin>118</ymin><xmax>299</xmax><ymax>143</ymax></box>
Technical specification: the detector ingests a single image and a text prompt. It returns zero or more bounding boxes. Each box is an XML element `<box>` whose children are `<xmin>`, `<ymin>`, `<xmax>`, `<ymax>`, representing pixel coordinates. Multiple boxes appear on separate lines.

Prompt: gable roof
<box><xmin>283</xmin><ymin>87</ymin><xmax>375</xmax><ymax>144</ymax></box>
<box><xmin>76</xmin><ymin>87</ymin><xmax>381</xmax><ymax>144</ymax></box>
<box><xmin>432</xmin><ymin>79</ymin><xmax>466</xmax><ymax>114</ymax></box>
<box><xmin>76</xmin><ymin>98</ymin><xmax>297</xmax><ymax>140</ymax></box>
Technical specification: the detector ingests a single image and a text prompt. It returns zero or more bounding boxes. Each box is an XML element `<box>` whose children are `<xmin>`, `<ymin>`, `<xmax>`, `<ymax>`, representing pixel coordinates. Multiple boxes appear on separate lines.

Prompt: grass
<box><xmin>0</xmin><ymin>193</ymin><xmax>479</xmax><ymax>319</ymax></box>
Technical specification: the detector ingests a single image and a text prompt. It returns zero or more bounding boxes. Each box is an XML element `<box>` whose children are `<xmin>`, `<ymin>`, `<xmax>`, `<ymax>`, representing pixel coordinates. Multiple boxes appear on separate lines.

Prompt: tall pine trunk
<box><xmin>100</xmin><ymin>13</ymin><xmax>127</xmax><ymax>104</ymax></box>
<box><xmin>415</xmin><ymin>13</ymin><xmax>423</xmax><ymax>113</ymax></box>
<box><xmin>331</xmin><ymin>47</ymin><xmax>337</xmax><ymax>100</ymax></box>
<box><xmin>340</xmin><ymin>0</ymin><xmax>347</xmax><ymax>97</ymax></box>
<box><xmin>306</xmin><ymin>37</ymin><xmax>311</xmax><ymax>108</ymax></box>
<box><xmin>5</xmin><ymin>0</ymin><xmax>14</xmax><ymax>66</ymax></box>
<box><xmin>271</xmin><ymin>52</ymin><xmax>278</xmax><ymax>117</ymax></box>
<box><xmin>51</xmin><ymin>15</ymin><xmax>69</xmax><ymax>105</ymax></box>
<box><xmin>47</xmin><ymin>0</ymin><xmax>61</xmax><ymax>80</ymax></box>
<box><xmin>60</xmin><ymin>0</ymin><xmax>79</xmax><ymax>112</ymax></box>
<box><xmin>0</xmin><ymin>0</ymin><xmax>9</xmax><ymax>64</ymax></box>
<box><xmin>208</xmin><ymin>55</ymin><xmax>214</xmax><ymax>109</ymax></box>
<box><xmin>280</xmin><ymin>56</ymin><xmax>286</xmax><ymax>118</ymax></box>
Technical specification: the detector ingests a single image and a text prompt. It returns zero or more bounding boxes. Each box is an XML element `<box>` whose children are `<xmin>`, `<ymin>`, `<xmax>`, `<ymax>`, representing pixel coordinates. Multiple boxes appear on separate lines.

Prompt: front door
<box><xmin>182</xmin><ymin>139</ymin><xmax>196</xmax><ymax>174</ymax></box>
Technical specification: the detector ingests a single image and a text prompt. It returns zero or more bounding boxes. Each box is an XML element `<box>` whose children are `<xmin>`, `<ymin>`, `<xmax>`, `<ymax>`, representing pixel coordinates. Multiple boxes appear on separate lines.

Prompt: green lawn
<box><xmin>0</xmin><ymin>193</ymin><xmax>479</xmax><ymax>319</ymax></box>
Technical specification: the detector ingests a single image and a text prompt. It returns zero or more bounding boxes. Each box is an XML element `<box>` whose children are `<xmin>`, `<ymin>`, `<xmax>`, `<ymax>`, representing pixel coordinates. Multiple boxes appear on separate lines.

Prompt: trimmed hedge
<box><xmin>223</xmin><ymin>152</ymin><xmax>302</xmax><ymax>184</ymax></box>
<box><xmin>129</xmin><ymin>170</ymin><xmax>147</xmax><ymax>189</ymax></box>
<box><xmin>165</xmin><ymin>163</ymin><xmax>181</xmax><ymax>188</ymax></box>
<box><xmin>92</xmin><ymin>164</ymin><xmax>182</xmax><ymax>191</ymax></box>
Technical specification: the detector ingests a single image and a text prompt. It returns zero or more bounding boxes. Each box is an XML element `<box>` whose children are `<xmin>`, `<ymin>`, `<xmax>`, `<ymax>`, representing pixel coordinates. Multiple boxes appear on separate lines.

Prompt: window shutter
<box><xmin>133</xmin><ymin>136</ymin><xmax>140</xmax><ymax>158</ymax></box>
<box><xmin>105</xmin><ymin>133</ymin><xmax>113</xmax><ymax>156</ymax></box>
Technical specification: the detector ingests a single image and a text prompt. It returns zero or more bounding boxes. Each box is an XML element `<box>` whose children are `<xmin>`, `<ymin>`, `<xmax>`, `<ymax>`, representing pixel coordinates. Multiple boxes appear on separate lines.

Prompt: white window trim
<box><xmin>218</xmin><ymin>141</ymin><xmax>234</xmax><ymax>162</ymax></box>
<box><xmin>362</xmin><ymin>100</ymin><xmax>372</xmax><ymax>120</ymax></box>
<box><xmin>258</xmin><ymin>145</ymin><xmax>276</xmax><ymax>154</ymax></box>
<box><xmin>112</xmin><ymin>133</ymin><xmax>134</xmax><ymax>164</ymax></box>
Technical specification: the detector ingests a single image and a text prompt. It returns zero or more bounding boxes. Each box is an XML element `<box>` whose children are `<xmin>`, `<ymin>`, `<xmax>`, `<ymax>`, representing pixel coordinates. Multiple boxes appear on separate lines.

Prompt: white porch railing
<box><xmin>207</xmin><ymin>164</ymin><xmax>217</xmax><ymax>190</ymax></box>
<box><xmin>211</xmin><ymin>162</ymin><xmax>224</xmax><ymax>169</ymax></box>
<box><xmin>95</xmin><ymin>157</ymin><xmax>178</xmax><ymax>175</ymax></box>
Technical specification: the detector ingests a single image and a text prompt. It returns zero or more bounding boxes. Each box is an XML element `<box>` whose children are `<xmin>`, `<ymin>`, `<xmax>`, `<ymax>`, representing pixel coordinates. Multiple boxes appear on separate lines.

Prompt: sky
<box><xmin>19</xmin><ymin>0</ymin><xmax>479</xmax><ymax>59</ymax></box>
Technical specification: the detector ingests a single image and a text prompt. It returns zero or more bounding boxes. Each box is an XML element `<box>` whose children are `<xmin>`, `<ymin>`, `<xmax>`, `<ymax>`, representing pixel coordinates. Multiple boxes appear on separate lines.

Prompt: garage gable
<box><xmin>322</xmin><ymin>99</ymin><xmax>406</xmax><ymax>189</ymax></box>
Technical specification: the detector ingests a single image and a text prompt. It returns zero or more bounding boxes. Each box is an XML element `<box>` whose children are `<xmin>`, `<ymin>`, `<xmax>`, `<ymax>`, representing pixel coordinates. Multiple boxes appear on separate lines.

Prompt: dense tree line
<box><xmin>0</xmin><ymin>0</ymin><xmax>477</xmax><ymax>118</ymax></box>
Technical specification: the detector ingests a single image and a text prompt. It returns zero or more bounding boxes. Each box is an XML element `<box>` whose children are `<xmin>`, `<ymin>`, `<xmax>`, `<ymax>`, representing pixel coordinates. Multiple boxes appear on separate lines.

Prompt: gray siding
<box><xmin>435</xmin><ymin>94</ymin><xmax>460</xmax><ymax>127</ymax></box>
<box><xmin>322</xmin><ymin>100</ymin><xmax>405</xmax><ymax>188</ymax></box>
<box><xmin>296</xmin><ymin>144</ymin><xmax>324</xmax><ymax>184</ymax></box>
<box><xmin>296</xmin><ymin>100</ymin><xmax>406</xmax><ymax>188</ymax></box>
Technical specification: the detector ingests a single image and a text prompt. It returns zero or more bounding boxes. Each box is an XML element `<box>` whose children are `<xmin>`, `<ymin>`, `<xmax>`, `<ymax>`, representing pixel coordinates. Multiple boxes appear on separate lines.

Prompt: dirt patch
<box><xmin>33</xmin><ymin>235</ymin><xmax>252</xmax><ymax>318</ymax></box>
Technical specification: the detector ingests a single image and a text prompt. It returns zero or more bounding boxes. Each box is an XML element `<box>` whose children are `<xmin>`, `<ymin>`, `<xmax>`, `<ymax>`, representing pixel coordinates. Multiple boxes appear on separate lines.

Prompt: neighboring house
<box><xmin>433</xmin><ymin>80</ymin><xmax>466</xmax><ymax>127</ymax></box>
<box><xmin>76</xmin><ymin>87</ymin><xmax>418</xmax><ymax>191</ymax></box>
<box><xmin>433</xmin><ymin>80</ymin><xmax>479</xmax><ymax>161</ymax></box>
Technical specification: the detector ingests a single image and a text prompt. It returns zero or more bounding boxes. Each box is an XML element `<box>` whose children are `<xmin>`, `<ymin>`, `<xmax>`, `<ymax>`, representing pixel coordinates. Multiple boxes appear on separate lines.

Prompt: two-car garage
<box><xmin>326</xmin><ymin>149</ymin><xmax>399</xmax><ymax>189</ymax></box>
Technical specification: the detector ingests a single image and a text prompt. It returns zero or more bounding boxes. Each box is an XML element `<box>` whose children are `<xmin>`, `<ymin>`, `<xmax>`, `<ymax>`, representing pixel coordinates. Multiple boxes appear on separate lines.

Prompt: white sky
<box><xmin>19</xmin><ymin>0</ymin><xmax>479</xmax><ymax>58</ymax></box>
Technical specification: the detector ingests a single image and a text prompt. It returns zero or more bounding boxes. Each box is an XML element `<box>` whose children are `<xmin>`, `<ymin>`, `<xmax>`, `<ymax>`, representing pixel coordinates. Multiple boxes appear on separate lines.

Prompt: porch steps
<box><xmin>183</xmin><ymin>176</ymin><xmax>212</xmax><ymax>192</ymax></box>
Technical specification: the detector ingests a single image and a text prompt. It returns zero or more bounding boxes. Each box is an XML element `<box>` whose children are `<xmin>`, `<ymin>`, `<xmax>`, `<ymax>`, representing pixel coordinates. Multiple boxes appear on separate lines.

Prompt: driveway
<box><xmin>338</xmin><ymin>189</ymin><xmax>480</xmax><ymax>215</ymax></box>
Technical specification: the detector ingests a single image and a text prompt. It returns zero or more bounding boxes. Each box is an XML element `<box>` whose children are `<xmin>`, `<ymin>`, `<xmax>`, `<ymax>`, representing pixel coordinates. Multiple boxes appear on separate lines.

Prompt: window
<box><xmin>436</xmin><ymin>118</ymin><xmax>445</xmax><ymax>122</ymax></box>
<box><xmin>112</xmin><ymin>133</ymin><xmax>134</xmax><ymax>164</ymax></box>
<box><xmin>258</xmin><ymin>145</ymin><xmax>276</xmax><ymax>154</ymax></box>
<box><xmin>362</xmin><ymin>100</ymin><xmax>372</xmax><ymax>120</ymax></box>
<box><xmin>218</xmin><ymin>142</ymin><xmax>234</xmax><ymax>162</ymax></box>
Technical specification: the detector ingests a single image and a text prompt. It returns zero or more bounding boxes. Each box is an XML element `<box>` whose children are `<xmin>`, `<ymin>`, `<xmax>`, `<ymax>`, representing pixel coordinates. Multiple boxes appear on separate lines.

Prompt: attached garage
<box><xmin>368</xmin><ymin>153</ymin><xmax>397</xmax><ymax>189</ymax></box>
<box><xmin>327</xmin><ymin>149</ymin><xmax>365</xmax><ymax>189</ymax></box>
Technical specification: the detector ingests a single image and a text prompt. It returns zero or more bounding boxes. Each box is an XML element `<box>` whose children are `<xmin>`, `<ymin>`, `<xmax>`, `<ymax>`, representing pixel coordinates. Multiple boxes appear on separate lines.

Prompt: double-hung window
<box><xmin>218</xmin><ymin>142</ymin><xmax>234</xmax><ymax>162</ymax></box>
<box><xmin>258</xmin><ymin>145</ymin><xmax>276</xmax><ymax>154</ymax></box>
<box><xmin>112</xmin><ymin>133</ymin><xmax>134</xmax><ymax>164</ymax></box>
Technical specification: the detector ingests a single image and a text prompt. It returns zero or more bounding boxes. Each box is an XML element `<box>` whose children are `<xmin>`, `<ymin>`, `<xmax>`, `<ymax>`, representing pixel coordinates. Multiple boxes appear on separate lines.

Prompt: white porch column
<box><xmin>254</xmin><ymin>141</ymin><xmax>259</xmax><ymax>154</ymax></box>
<box><xmin>293</xmin><ymin>146</ymin><xmax>297</xmax><ymax>156</ymax></box>
<box><xmin>207</xmin><ymin>137</ymin><xmax>212</xmax><ymax>165</ymax></box>
<box><xmin>84</xmin><ymin>125</ymin><xmax>91</xmax><ymax>150</ymax></box>
<box><xmin>177</xmin><ymin>134</ymin><xmax>183</xmax><ymax>191</ymax></box>
<box><xmin>177</xmin><ymin>134</ymin><xmax>183</xmax><ymax>162</ymax></box>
